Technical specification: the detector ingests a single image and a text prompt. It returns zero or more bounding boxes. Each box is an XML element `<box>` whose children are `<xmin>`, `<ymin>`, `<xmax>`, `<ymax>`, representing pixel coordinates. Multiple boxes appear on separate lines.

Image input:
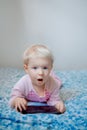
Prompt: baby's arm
<box><xmin>9</xmin><ymin>76</ymin><xmax>28</xmax><ymax>112</ymax></box>
<box><xmin>47</xmin><ymin>76</ymin><xmax>66</xmax><ymax>113</ymax></box>
<box><xmin>48</xmin><ymin>93</ymin><xmax>66</xmax><ymax>113</ymax></box>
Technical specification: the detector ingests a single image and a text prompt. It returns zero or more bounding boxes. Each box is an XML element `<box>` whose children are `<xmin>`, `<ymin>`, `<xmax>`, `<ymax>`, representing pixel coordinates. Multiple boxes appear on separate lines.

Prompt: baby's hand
<box><xmin>13</xmin><ymin>97</ymin><xmax>28</xmax><ymax>112</ymax></box>
<box><xmin>55</xmin><ymin>101</ymin><xmax>66</xmax><ymax>113</ymax></box>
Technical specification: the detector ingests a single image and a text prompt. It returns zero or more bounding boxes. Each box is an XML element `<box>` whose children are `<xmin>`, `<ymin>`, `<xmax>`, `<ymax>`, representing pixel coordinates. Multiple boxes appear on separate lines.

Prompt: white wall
<box><xmin>0</xmin><ymin>0</ymin><xmax>87</xmax><ymax>70</ymax></box>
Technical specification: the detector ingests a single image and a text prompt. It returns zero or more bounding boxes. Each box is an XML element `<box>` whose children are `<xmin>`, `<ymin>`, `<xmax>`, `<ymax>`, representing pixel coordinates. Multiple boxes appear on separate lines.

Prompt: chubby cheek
<box><xmin>45</xmin><ymin>70</ymin><xmax>51</xmax><ymax>75</ymax></box>
<box><xmin>28</xmin><ymin>70</ymin><xmax>35</xmax><ymax>79</ymax></box>
<box><xmin>44</xmin><ymin>72</ymin><xmax>50</xmax><ymax>80</ymax></box>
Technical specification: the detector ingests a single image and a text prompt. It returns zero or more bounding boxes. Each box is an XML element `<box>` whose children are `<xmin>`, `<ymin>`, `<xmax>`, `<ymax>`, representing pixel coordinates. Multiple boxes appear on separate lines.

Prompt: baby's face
<box><xmin>26</xmin><ymin>57</ymin><xmax>52</xmax><ymax>88</ymax></box>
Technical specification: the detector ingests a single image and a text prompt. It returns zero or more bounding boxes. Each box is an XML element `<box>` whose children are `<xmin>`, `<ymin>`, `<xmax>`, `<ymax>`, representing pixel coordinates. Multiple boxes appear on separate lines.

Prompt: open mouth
<box><xmin>37</xmin><ymin>79</ymin><xmax>43</xmax><ymax>81</ymax></box>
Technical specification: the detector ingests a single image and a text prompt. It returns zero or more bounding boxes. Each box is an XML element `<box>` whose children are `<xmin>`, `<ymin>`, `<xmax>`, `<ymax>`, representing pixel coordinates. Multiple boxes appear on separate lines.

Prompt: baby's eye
<box><xmin>32</xmin><ymin>67</ymin><xmax>37</xmax><ymax>69</ymax></box>
<box><xmin>43</xmin><ymin>67</ymin><xmax>48</xmax><ymax>70</ymax></box>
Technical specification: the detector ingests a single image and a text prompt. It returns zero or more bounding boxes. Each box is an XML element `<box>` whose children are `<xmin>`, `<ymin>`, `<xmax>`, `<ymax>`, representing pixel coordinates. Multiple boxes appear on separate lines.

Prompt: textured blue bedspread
<box><xmin>0</xmin><ymin>68</ymin><xmax>87</xmax><ymax>130</ymax></box>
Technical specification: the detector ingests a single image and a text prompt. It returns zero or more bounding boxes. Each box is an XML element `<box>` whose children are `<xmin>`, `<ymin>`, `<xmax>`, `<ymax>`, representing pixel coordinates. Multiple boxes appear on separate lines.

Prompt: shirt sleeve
<box><xmin>9</xmin><ymin>75</ymin><xmax>28</xmax><ymax>107</ymax></box>
<box><xmin>47</xmin><ymin>74</ymin><xmax>62</xmax><ymax>106</ymax></box>
<box><xmin>47</xmin><ymin>88</ymin><xmax>61</xmax><ymax>106</ymax></box>
<box><xmin>50</xmin><ymin>70</ymin><xmax>62</xmax><ymax>89</ymax></box>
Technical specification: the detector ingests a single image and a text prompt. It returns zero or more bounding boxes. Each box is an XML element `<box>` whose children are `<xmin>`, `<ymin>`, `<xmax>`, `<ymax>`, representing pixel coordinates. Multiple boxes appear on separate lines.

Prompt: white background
<box><xmin>0</xmin><ymin>0</ymin><xmax>87</xmax><ymax>70</ymax></box>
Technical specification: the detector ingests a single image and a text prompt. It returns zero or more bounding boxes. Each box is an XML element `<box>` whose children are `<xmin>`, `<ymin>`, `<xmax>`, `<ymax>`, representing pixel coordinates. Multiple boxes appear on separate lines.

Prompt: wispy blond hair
<box><xmin>23</xmin><ymin>44</ymin><xmax>54</xmax><ymax>65</ymax></box>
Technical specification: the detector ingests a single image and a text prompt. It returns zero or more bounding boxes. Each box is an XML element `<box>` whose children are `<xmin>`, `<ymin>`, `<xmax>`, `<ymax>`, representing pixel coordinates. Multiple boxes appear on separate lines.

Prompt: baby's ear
<box><xmin>24</xmin><ymin>64</ymin><xmax>28</xmax><ymax>73</ymax></box>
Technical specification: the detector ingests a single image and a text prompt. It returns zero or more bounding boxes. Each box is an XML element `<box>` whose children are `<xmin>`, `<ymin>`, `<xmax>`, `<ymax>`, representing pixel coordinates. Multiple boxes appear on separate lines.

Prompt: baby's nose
<box><xmin>38</xmin><ymin>69</ymin><xmax>43</xmax><ymax>75</ymax></box>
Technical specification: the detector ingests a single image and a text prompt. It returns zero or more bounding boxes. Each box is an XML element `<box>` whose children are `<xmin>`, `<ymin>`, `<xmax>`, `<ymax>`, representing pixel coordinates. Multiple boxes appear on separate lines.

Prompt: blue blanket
<box><xmin>0</xmin><ymin>68</ymin><xmax>87</xmax><ymax>130</ymax></box>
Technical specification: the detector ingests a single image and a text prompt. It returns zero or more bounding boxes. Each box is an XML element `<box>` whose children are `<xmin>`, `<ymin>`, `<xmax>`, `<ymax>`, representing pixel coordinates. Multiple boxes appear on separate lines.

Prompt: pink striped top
<box><xmin>9</xmin><ymin>72</ymin><xmax>62</xmax><ymax>106</ymax></box>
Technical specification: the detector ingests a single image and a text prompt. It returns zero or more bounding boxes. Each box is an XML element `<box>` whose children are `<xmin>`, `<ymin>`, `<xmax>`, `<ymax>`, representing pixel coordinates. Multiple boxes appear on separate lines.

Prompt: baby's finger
<box><xmin>15</xmin><ymin>104</ymin><xmax>22</xmax><ymax>112</ymax></box>
<box><xmin>21</xmin><ymin>103</ymin><xmax>27</xmax><ymax>110</ymax></box>
<box><xmin>22</xmin><ymin>99</ymin><xmax>27</xmax><ymax>105</ymax></box>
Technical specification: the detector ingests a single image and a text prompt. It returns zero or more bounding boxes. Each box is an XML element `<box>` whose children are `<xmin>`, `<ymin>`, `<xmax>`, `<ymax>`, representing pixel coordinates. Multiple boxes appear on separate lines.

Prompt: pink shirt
<box><xmin>9</xmin><ymin>72</ymin><xmax>62</xmax><ymax>106</ymax></box>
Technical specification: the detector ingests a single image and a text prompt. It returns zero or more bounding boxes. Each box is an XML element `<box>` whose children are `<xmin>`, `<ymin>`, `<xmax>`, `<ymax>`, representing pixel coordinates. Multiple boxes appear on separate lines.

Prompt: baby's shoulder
<box><xmin>50</xmin><ymin>71</ymin><xmax>62</xmax><ymax>88</ymax></box>
<box><xmin>15</xmin><ymin>74</ymin><xmax>30</xmax><ymax>85</ymax></box>
<box><xmin>48</xmin><ymin>75</ymin><xmax>61</xmax><ymax>90</ymax></box>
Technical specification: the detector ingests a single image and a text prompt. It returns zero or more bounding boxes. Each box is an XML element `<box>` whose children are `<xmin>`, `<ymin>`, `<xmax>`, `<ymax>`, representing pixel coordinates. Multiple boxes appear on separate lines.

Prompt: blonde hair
<box><xmin>23</xmin><ymin>44</ymin><xmax>54</xmax><ymax>65</ymax></box>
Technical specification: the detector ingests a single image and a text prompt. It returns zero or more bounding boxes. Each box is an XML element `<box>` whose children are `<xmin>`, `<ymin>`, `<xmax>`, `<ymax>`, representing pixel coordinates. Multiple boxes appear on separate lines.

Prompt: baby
<box><xmin>9</xmin><ymin>44</ymin><xmax>66</xmax><ymax>113</ymax></box>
